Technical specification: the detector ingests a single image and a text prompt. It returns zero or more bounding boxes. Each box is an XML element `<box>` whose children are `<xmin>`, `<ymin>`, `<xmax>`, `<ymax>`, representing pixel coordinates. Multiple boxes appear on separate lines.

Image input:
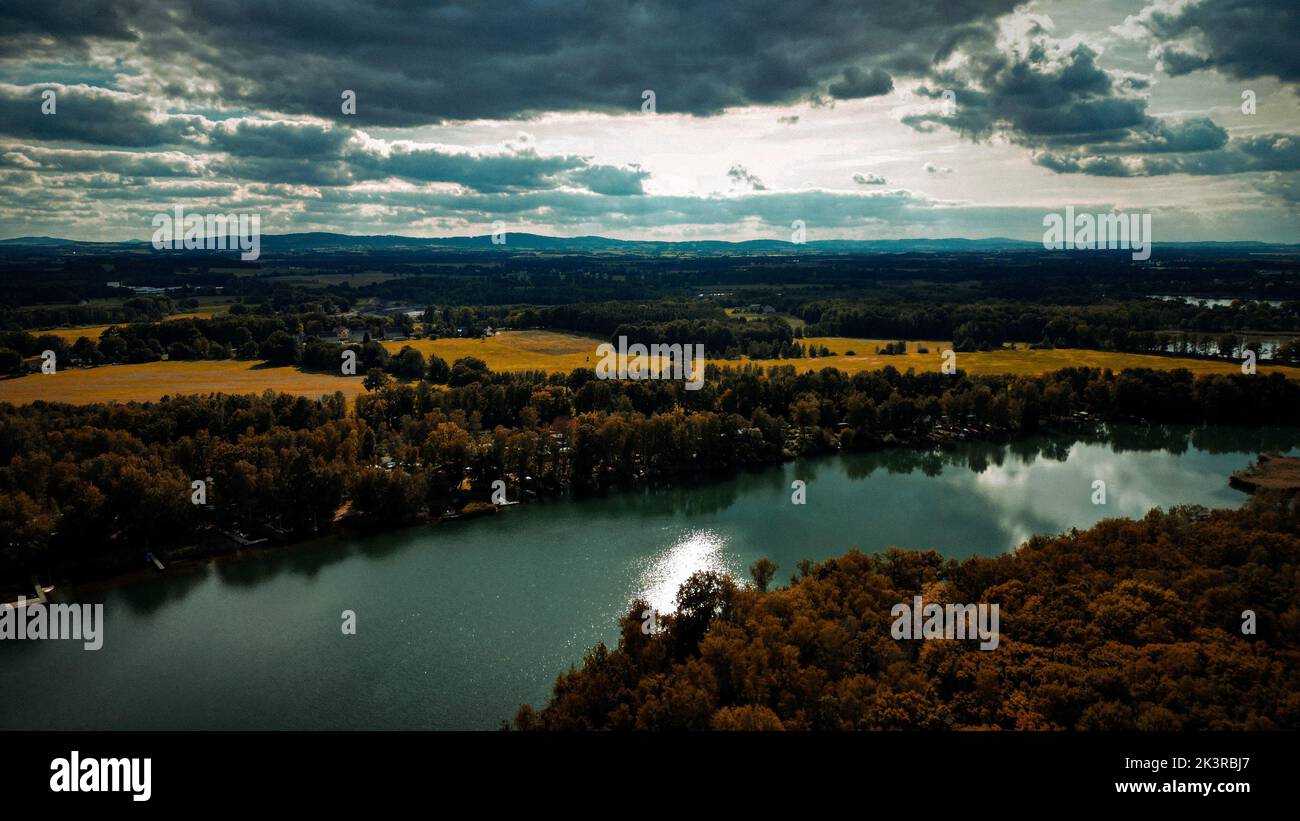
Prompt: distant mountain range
<box><xmin>245</xmin><ymin>233</ymin><xmax>1053</xmax><ymax>253</ymax></box>
<box><xmin>1</xmin><ymin>232</ymin><xmax>1296</xmax><ymax>254</ymax></box>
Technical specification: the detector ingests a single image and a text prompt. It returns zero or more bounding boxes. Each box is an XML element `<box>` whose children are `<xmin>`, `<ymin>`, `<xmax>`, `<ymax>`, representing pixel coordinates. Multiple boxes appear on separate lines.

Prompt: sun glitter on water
<box><xmin>636</xmin><ymin>529</ymin><xmax>734</xmax><ymax>614</ymax></box>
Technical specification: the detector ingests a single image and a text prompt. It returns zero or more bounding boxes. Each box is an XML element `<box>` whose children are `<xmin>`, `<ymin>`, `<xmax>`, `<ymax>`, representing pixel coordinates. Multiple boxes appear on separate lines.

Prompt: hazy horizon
<box><xmin>2</xmin><ymin>229</ymin><xmax>1296</xmax><ymax>247</ymax></box>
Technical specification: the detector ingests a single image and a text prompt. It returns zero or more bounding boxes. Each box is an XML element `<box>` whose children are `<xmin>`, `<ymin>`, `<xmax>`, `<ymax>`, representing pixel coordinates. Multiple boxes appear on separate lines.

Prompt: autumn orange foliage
<box><xmin>516</xmin><ymin>496</ymin><xmax>1300</xmax><ymax>730</ymax></box>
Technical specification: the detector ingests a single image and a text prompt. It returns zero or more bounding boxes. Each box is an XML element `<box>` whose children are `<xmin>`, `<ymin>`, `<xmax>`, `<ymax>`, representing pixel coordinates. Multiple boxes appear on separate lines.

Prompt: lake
<box><xmin>2</xmin><ymin>424</ymin><xmax>1297</xmax><ymax>730</ymax></box>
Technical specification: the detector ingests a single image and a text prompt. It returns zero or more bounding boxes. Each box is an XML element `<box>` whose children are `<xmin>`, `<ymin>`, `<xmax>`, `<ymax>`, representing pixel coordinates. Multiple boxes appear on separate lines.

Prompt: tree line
<box><xmin>3</xmin><ymin>363</ymin><xmax>1299</xmax><ymax>589</ymax></box>
<box><xmin>0</xmin><ymin>296</ymin><xmax>177</xmax><ymax>332</ymax></box>
<box><xmin>797</xmin><ymin>299</ymin><xmax>1300</xmax><ymax>355</ymax></box>
<box><xmin>0</xmin><ymin>311</ymin><xmax>417</xmax><ymax>373</ymax></box>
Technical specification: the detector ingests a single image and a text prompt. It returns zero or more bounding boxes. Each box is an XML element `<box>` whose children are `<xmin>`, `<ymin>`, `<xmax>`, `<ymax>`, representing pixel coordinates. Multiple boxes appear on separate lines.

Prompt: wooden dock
<box><xmin>218</xmin><ymin>529</ymin><xmax>269</xmax><ymax>547</ymax></box>
<box><xmin>2</xmin><ymin>583</ymin><xmax>48</xmax><ymax>610</ymax></box>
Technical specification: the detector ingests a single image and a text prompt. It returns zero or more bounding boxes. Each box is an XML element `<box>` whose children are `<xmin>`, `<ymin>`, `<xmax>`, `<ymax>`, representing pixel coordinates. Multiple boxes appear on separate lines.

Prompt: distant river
<box><xmin>2</xmin><ymin>424</ymin><xmax>1297</xmax><ymax>730</ymax></box>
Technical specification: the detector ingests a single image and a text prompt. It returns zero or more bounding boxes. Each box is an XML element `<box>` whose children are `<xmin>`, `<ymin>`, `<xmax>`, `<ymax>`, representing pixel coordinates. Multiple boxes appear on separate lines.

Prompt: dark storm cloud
<box><xmin>0</xmin><ymin>95</ymin><xmax>649</xmax><ymax>193</ymax></box>
<box><xmin>0</xmin><ymin>0</ymin><xmax>1023</xmax><ymax>124</ymax></box>
<box><xmin>206</xmin><ymin>154</ymin><xmax>354</xmax><ymax>187</ymax></box>
<box><xmin>1155</xmin><ymin>46</ymin><xmax>1213</xmax><ymax>76</ymax></box>
<box><xmin>0</xmin><ymin>0</ymin><xmax>139</xmax><ymax>59</ymax></box>
<box><xmin>0</xmin><ymin>84</ymin><xmax>199</xmax><ymax>146</ymax></box>
<box><xmin>205</xmin><ymin>119</ymin><xmax>354</xmax><ymax>159</ymax></box>
<box><xmin>1096</xmin><ymin>118</ymin><xmax>1229</xmax><ymax>154</ymax></box>
<box><xmin>205</xmin><ymin>120</ymin><xmax>645</xmax><ymax>193</ymax></box>
<box><xmin>0</xmin><ymin>144</ymin><xmax>205</xmax><ymax>176</ymax></box>
<box><xmin>900</xmin><ymin>18</ymin><xmax>1299</xmax><ymax>179</ymax></box>
<box><xmin>1035</xmin><ymin>132</ymin><xmax>1299</xmax><ymax>176</ymax></box>
<box><xmin>828</xmin><ymin>66</ymin><xmax>894</xmax><ymax>99</ymax></box>
<box><xmin>1123</xmin><ymin>0</ymin><xmax>1300</xmax><ymax>83</ymax></box>
<box><xmin>903</xmin><ymin>37</ymin><xmax>1149</xmax><ymax>145</ymax></box>
<box><xmin>364</xmin><ymin>146</ymin><xmax>590</xmax><ymax>193</ymax></box>
<box><xmin>566</xmin><ymin>164</ymin><xmax>649</xmax><ymax>196</ymax></box>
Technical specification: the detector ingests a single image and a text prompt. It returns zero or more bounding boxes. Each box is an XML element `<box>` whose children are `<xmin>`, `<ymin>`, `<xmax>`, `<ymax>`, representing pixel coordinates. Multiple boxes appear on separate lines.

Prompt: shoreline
<box><xmin>1229</xmin><ymin>452</ymin><xmax>1300</xmax><ymax>494</ymax></box>
<box><xmin>46</xmin><ymin>506</ymin><xmax>502</xmax><ymax>601</ymax></box>
<box><xmin>20</xmin><ymin>416</ymin><xmax>1170</xmax><ymax>600</ymax></box>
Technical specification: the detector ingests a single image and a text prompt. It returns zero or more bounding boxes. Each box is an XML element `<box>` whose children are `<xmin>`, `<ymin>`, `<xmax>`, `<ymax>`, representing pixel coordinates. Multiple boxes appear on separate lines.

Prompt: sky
<box><xmin>0</xmin><ymin>0</ymin><xmax>1296</xmax><ymax>242</ymax></box>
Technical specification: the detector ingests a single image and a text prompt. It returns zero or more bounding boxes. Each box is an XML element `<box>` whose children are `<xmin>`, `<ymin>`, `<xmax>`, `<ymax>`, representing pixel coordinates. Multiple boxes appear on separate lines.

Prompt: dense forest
<box><xmin>0</xmin><ymin>295</ymin><xmax>178</xmax><ymax>331</ymax></box>
<box><xmin>798</xmin><ymin>299</ymin><xmax>1300</xmax><ymax>355</ymax></box>
<box><xmin>5</xmin><ymin>243</ymin><xmax>1299</xmax><ymax>313</ymax></box>
<box><xmin>513</xmin><ymin>496</ymin><xmax>1300</xmax><ymax>730</ymax></box>
<box><xmin>3</xmin><ymin>363</ymin><xmax>1298</xmax><ymax>589</ymax></box>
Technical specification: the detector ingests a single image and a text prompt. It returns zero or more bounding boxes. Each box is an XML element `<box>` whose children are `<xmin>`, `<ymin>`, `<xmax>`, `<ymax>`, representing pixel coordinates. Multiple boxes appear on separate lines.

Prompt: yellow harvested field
<box><xmin>38</xmin><ymin>309</ymin><xmax>230</xmax><ymax>343</ymax></box>
<box><xmin>169</xmin><ymin>309</ymin><xmax>226</xmax><ymax>320</ymax></box>
<box><xmin>0</xmin><ymin>360</ymin><xmax>366</xmax><ymax>405</ymax></box>
<box><xmin>381</xmin><ymin>330</ymin><xmax>604</xmax><ymax>371</ymax></box>
<box><xmin>44</xmin><ymin>325</ymin><xmax>115</xmax><ymax>343</ymax></box>
<box><xmin>1</xmin><ymin>331</ymin><xmax>1294</xmax><ymax>407</ymax></box>
<box><xmin>753</xmin><ymin>338</ymin><xmax>1300</xmax><ymax>378</ymax></box>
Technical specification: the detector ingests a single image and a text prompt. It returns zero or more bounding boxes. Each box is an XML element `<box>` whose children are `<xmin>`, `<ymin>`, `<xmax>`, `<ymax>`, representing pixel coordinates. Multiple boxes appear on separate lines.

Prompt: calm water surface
<box><xmin>2</xmin><ymin>425</ymin><xmax>1295</xmax><ymax>729</ymax></box>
